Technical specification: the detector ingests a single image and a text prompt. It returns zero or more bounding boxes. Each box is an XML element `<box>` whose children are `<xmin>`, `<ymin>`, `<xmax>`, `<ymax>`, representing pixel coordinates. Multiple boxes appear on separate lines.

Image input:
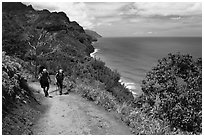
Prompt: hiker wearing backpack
<box><xmin>38</xmin><ymin>68</ymin><xmax>51</xmax><ymax>97</ymax></box>
<box><xmin>55</xmin><ymin>69</ymin><xmax>64</xmax><ymax>95</ymax></box>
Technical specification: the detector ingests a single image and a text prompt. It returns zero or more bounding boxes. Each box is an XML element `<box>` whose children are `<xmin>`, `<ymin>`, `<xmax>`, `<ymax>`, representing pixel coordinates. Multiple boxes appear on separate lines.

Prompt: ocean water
<box><xmin>91</xmin><ymin>37</ymin><xmax>202</xmax><ymax>95</ymax></box>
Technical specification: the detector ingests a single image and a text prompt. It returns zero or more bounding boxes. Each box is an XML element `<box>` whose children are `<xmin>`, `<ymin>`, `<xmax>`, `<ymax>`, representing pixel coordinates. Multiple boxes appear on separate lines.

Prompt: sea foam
<box><xmin>119</xmin><ymin>79</ymin><xmax>142</xmax><ymax>98</ymax></box>
<box><xmin>90</xmin><ymin>48</ymin><xmax>99</xmax><ymax>58</ymax></box>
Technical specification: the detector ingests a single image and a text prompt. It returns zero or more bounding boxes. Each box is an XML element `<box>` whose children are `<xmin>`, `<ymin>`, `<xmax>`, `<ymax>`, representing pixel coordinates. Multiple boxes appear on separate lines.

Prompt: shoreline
<box><xmin>90</xmin><ymin>48</ymin><xmax>100</xmax><ymax>58</ymax></box>
<box><xmin>119</xmin><ymin>79</ymin><xmax>142</xmax><ymax>98</ymax></box>
<box><xmin>90</xmin><ymin>47</ymin><xmax>142</xmax><ymax>98</ymax></box>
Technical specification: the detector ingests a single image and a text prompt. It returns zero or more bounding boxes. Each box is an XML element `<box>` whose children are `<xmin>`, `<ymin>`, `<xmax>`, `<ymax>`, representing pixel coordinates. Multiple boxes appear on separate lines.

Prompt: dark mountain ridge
<box><xmin>2</xmin><ymin>2</ymin><xmax>34</xmax><ymax>11</ymax></box>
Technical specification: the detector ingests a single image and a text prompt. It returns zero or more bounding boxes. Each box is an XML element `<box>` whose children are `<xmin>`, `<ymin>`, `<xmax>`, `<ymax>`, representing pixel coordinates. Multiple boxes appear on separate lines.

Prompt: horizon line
<box><xmin>100</xmin><ymin>36</ymin><xmax>202</xmax><ymax>38</ymax></box>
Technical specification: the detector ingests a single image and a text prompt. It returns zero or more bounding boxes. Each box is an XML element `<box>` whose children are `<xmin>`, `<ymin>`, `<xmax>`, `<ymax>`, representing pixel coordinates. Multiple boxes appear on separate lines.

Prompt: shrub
<box><xmin>2</xmin><ymin>52</ymin><xmax>32</xmax><ymax>112</ymax></box>
<box><xmin>139</xmin><ymin>53</ymin><xmax>202</xmax><ymax>134</ymax></box>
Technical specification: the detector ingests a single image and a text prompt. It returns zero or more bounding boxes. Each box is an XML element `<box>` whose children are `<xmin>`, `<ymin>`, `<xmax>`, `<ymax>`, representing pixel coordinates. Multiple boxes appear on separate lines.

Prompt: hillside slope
<box><xmin>2</xmin><ymin>2</ymin><xmax>134</xmax><ymax>135</ymax></box>
<box><xmin>85</xmin><ymin>29</ymin><xmax>102</xmax><ymax>41</ymax></box>
<box><xmin>2</xmin><ymin>2</ymin><xmax>133</xmax><ymax>103</ymax></box>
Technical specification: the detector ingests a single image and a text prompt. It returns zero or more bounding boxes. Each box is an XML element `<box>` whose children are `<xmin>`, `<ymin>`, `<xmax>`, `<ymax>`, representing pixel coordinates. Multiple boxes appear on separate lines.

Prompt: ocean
<box><xmin>91</xmin><ymin>37</ymin><xmax>202</xmax><ymax>95</ymax></box>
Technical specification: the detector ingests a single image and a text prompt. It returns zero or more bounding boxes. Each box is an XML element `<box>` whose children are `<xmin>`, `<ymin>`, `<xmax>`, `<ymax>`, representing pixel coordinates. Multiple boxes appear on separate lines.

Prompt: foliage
<box><xmin>2</xmin><ymin>3</ymin><xmax>130</xmax><ymax>102</ymax></box>
<box><xmin>74</xmin><ymin>79</ymin><xmax>120</xmax><ymax>111</ymax></box>
<box><xmin>2</xmin><ymin>52</ymin><xmax>32</xmax><ymax>112</ymax></box>
<box><xmin>119</xmin><ymin>102</ymin><xmax>193</xmax><ymax>135</ymax></box>
<box><xmin>2</xmin><ymin>2</ymin><xmax>94</xmax><ymax>64</ymax></box>
<box><xmin>71</xmin><ymin>57</ymin><xmax>134</xmax><ymax>103</ymax></box>
<box><xmin>2</xmin><ymin>12</ymin><xmax>29</xmax><ymax>58</ymax></box>
<box><xmin>136</xmin><ymin>53</ymin><xmax>202</xmax><ymax>134</ymax></box>
<box><xmin>73</xmin><ymin>78</ymin><xmax>189</xmax><ymax>135</ymax></box>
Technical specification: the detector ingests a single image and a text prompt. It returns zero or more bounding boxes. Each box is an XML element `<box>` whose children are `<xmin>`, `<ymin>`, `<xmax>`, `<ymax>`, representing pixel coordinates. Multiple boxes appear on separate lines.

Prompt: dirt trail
<box><xmin>29</xmin><ymin>82</ymin><xmax>132</xmax><ymax>135</ymax></box>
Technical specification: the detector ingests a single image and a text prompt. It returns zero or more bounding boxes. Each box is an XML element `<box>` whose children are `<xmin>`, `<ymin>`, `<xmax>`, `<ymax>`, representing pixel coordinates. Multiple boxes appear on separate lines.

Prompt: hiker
<box><xmin>38</xmin><ymin>68</ymin><xmax>51</xmax><ymax>97</ymax></box>
<box><xmin>55</xmin><ymin>69</ymin><xmax>64</xmax><ymax>95</ymax></box>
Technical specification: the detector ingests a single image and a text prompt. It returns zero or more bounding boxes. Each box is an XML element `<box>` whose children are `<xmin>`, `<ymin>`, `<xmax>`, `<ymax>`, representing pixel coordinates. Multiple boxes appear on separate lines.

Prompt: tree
<box><xmin>25</xmin><ymin>29</ymin><xmax>49</xmax><ymax>78</ymax></box>
<box><xmin>138</xmin><ymin>53</ymin><xmax>202</xmax><ymax>134</ymax></box>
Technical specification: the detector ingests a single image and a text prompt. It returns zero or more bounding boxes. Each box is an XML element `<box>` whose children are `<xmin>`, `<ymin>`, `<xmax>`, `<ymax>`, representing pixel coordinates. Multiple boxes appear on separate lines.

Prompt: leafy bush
<box><xmin>138</xmin><ymin>53</ymin><xmax>202</xmax><ymax>134</ymax></box>
<box><xmin>2</xmin><ymin>52</ymin><xmax>32</xmax><ymax>112</ymax></box>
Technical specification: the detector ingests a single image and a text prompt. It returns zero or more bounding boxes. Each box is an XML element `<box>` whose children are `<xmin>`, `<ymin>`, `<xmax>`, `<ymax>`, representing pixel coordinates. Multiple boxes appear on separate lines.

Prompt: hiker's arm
<box><xmin>55</xmin><ymin>73</ymin><xmax>58</xmax><ymax>83</ymax></box>
<box><xmin>48</xmin><ymin>74</ymin><xmax>51</xmax><ymax>83</ymax></box>
<box><xmin>38</xmin><ymin>73</ymin><xmax>41</xmax><ymax>80</ymax></box>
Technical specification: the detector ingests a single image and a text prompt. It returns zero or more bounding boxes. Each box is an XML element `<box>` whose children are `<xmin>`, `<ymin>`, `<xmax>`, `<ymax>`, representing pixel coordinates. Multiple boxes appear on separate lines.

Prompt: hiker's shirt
<box><xmin>56</xmin><ymin>73</ymin><xmax>64</xmax><ymax>82</ymax></box>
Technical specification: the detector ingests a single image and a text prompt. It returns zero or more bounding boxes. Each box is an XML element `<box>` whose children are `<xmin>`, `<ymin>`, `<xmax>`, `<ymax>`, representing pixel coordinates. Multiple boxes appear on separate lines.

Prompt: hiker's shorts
<box><xmin>40</xmin><ymin>81</ymin><xmax>49</xmax><ymax>88</ymax></box>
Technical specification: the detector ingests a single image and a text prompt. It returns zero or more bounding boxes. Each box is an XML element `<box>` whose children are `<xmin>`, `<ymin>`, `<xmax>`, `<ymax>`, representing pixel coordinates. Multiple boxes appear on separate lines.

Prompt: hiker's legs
<box><xmin>45</xmin><ymin>84</ymin><xmax>50</xmax><ymax>96</ymax></box>
<box><xmin>56</xmin><ymin>82</ymin><xmax>59</xmax><ymax>89</ymax></box>
<box><xmin>59</xmin><ymin>86</ymin><xmax>62</xmax><ymax>95</ymax></box>
<box><xmin>47</xmin><ymin>84</ymin><xmax>50</xmax><ymax>92</ymax></box>
<box><xmin>41</xmin><ymin>81</ymin><xmax>49</xmax><ymax>97</ymax></box>
<box><xmin>58</xmin><ymin>81</ymin><xmax>63</xmax><ymax>95</ymax></box>
<box><xmin>43</xmin><ymin>87</ymin><xmax>48</xmax><ymax>97</ymax></box>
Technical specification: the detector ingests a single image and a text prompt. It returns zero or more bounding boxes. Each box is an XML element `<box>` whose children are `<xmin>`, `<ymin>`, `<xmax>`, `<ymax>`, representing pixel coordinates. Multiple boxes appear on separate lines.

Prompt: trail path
<box><xmin>29</xmin><ymin>82</ymin><xmax>132</xmax><ymax>135</ymax></box>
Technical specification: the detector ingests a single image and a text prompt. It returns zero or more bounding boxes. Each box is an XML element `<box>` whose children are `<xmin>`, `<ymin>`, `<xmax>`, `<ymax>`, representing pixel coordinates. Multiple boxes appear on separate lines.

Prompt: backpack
<box><xmin>39</xmin><ymin>71</ymin><xmax>49</xmax><ymax>83</ymax></box>
<box><xmin>56</xmin><ymin>72</ymin><xmax>64</xmax><ymax>82</ymax></box>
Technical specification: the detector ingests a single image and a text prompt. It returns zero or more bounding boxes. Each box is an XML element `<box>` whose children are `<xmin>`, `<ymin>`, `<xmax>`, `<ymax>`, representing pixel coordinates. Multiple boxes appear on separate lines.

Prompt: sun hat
<box><xmin>59</xmin><ymin>69</ymin><xmax>63</xmax><ymax>73</ymax></box>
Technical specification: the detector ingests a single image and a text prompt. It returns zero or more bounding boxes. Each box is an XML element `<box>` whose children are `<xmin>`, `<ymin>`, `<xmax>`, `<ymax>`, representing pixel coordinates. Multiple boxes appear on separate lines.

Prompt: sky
<box><xmin>24</xmin><ymin>2</ymin><xmax>202</xmax><ymax>37</ymax></box>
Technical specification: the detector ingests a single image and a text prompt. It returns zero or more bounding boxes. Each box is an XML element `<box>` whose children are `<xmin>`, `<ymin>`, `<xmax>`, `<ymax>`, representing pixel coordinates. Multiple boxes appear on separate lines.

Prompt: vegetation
<box><xmin>74</xmin><ymin>53</ymin><xmax>201</xmax><ymax>135</ymax></box>
<box><xmin>74</xmin><ymin>79</ymin><xmax>120</xmax><ymax>111</ymax></box>
<box><xmin>2</xmin><ymin>52</ymin><xmax>43</xmax><ymax>135</ymax></box>
<box><xmin>132</xmin><ymin>53</ymin><xmax>202</xmax><ymax>134</ymax></box>
<box><xmin>2</xmin><ymin>2</ymin><xmax>202</xmax><ymax>135</ymax></box>
<box><xmin>73</xmin><ymin>78</ymin><xmax>175</xmax><ymax>135</ymax></box>
<box><xmin>71</xmin><ymin>58</ymin><xmax>134</xmax><ymax>102</ymax></box>
<box><xmin>2</xmin><ymin>52</ymin><xmax>34</xmax><ymax>113</ymax></box>
<box><xmin>2</xmin><ymin>2</ymin><xmax>133</xmax><ymax>112</ymax></box>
